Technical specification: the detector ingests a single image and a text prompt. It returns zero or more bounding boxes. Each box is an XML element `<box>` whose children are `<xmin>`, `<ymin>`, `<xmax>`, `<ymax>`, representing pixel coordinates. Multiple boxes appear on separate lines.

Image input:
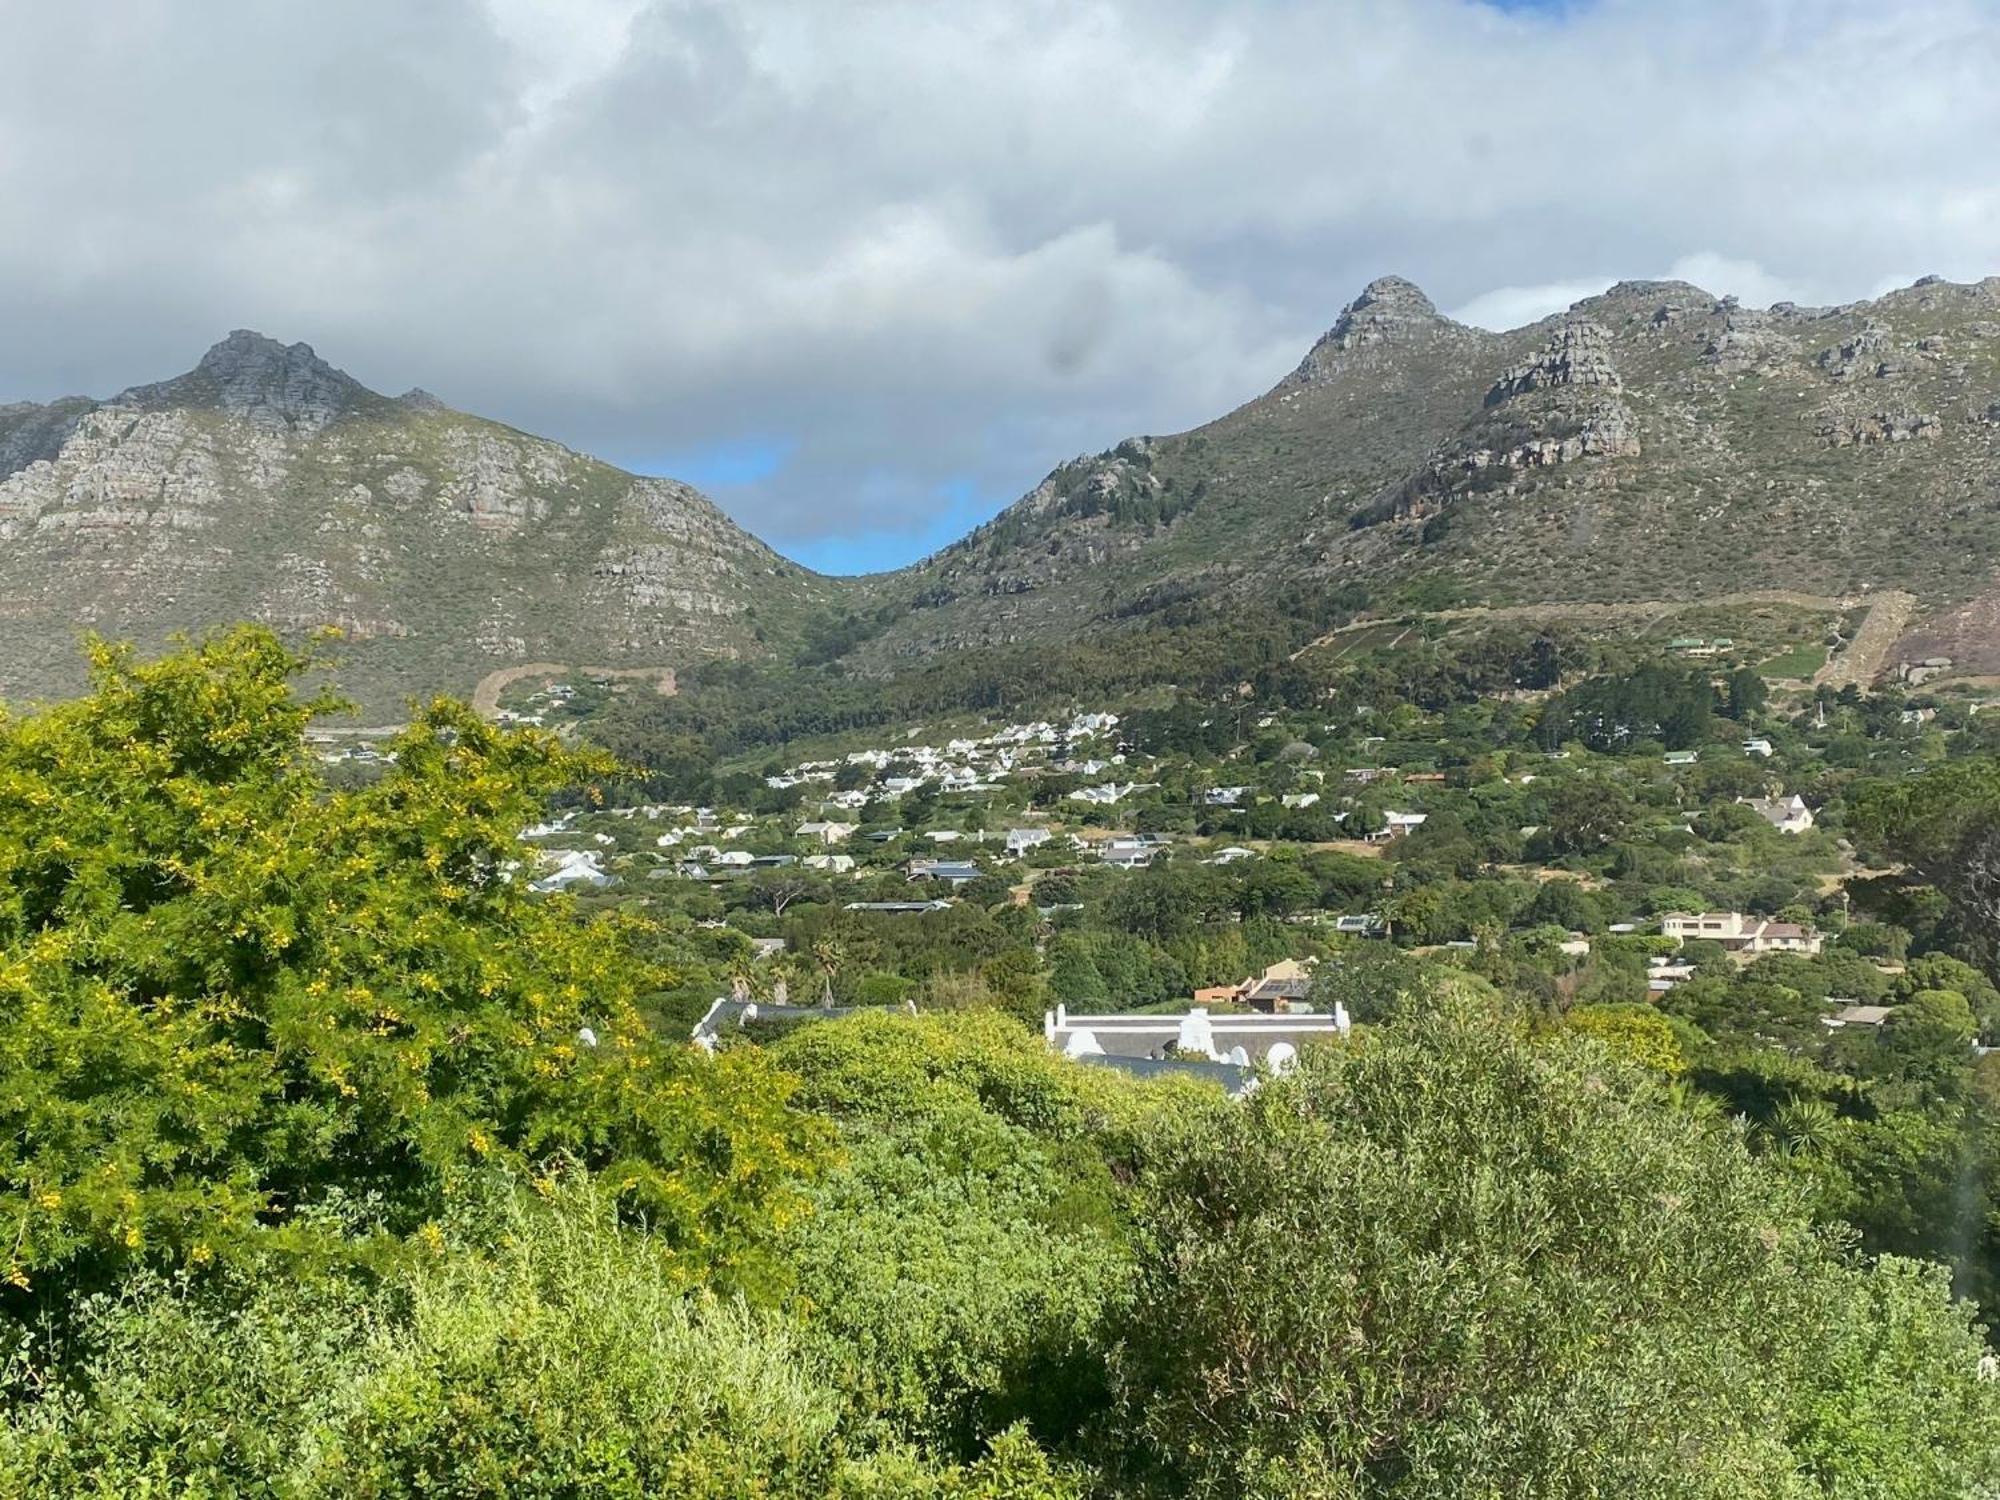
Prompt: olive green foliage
<box><xmin>769</xmin><ymin>1013</ymin><xmax>1212</xmax><ymax>1458</ymax></box>
<box><xmin>1852</xmin><ymin>758</ymin><xmax>2000</xmax><ymax>962</ymax></box>
<box><xmin>1113</xmin><ymin>986</ymin><xmax>2000</xmax><ymax>1498</ymax></box>
<box><xmin>0</xmin><ymin>629</ymin><xmax>824</xmax><ymax>1299</ymax></box>
<box><xmin>0</xmin><ymin>1182</ymin><xmax>1085</xmax><ymax>1498</ymax></box>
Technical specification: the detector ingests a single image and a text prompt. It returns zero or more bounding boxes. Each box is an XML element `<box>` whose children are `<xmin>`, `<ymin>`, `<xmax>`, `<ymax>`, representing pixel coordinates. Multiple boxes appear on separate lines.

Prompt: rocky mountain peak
<box><xmin>116</xmin><ymin>330</ymin><xmax>377</xmax><ymax>433</ymax></box>
<box><xmin>1329</xmin><ymin>275</ymin><xmax>1442</xmax><ymax>346</ymax></box>
<box><xmin>1287</xmin><ymin>275</ymin><xmax>1466</xmax><ymax>385</ymax></box>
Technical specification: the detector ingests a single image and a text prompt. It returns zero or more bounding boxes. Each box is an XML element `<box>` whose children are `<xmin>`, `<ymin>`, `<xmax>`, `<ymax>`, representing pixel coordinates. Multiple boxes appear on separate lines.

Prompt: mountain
<box><xmin>0</xmin><ymin>333</ymin><xmax>832</xmax><ymax>714</ymax></box>
<box><xmin>858</xmin><ymin>273</ymin><xmax>2000</xmax><ymax>685</ymax></box>
<box><xmin>11</xmin><ymin>275</ymin><xmax>2000</xmax><ymax>716</ymax></box>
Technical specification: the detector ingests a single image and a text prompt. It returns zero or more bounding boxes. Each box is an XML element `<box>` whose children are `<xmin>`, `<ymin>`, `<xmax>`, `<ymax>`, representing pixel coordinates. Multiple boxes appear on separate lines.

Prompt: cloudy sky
<box><xmin>6</xmin><ymin>0</ymin><xmax>2000</xmax><ymax>571</ymax></box>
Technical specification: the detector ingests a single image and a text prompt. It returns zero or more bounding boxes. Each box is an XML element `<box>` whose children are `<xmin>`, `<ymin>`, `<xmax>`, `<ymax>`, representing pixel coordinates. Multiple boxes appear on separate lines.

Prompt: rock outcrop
<box><xmin>0</xmin><ymin>333</ymin><xmax>833</xmax><ymax>712</ymax></box>
<box><xmin>1487</xmin><ymin>317</ymin><xmax>1623</xmax><ymax>404</ymax></box>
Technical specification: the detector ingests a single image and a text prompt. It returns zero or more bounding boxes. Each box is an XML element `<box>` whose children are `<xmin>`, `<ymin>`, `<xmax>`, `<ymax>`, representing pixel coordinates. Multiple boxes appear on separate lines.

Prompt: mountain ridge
<box><xmin>0</xmin><ymin>333</ymin><xmax>834</xmax><ymax>714</ymax></box>
<box><xmin>9</xmin><ymin>268</ymin><xmax>2000</xmax><ymax>712</ymax></box>
<box><xmin>850</xmin><ymin>269</ymin><xmax>2000</xmax><ymax>687</ymax></box>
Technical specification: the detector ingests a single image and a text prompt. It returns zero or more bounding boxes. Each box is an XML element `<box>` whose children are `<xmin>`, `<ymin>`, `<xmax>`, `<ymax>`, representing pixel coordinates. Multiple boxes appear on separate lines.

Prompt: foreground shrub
<box><xmin>1112</xmin><ymin>984</ymin><xmax>2000</xmax><ymax>1498</ymax></box>
<box><xmin>0</xmin><ymin>1184</ymin><xmax>1086</xmax><ymax>1498</ymax></box>
<box><xmin>0</xmin><ymin>629</ymin><xmax>826</xmax><ymax>1305</ymax></box>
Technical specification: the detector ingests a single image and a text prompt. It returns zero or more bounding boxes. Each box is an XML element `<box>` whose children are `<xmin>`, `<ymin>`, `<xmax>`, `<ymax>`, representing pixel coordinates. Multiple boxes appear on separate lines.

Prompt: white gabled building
<box><xmin>1742</xmin><ymin>794</ymin><xmax>1813</xmax><ymax>835</ymax></box>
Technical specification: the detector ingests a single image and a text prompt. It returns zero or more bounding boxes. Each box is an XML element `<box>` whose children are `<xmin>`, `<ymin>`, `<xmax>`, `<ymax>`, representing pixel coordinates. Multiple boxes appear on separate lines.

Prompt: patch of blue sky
<box><xmin>631</xmin><ymin>436</ymin><xmax>794</xmax><ymax>490</ymax></box>
<box><xmin>783</xmin><ymin>478</ymin><xmax>1005</xmax><ymax>576</ymax></box>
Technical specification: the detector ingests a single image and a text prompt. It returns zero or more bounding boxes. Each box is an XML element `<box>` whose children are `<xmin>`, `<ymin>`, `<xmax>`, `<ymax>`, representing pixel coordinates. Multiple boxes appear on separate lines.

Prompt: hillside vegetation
<box><xmin>2</xmin><ymin>632</ymin><xmax>2000</xmax><ymax>1495</ymax></box>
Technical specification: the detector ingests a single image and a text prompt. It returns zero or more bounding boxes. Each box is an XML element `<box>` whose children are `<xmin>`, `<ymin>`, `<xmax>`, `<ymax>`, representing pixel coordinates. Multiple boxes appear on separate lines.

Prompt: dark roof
<box><xmin>1244</xmin><ymin>978</ymin><xmax>1313</xmax><ymax>1002</ymax></box>
<box><xmin>1074</xmin><ymin>1054</ymin><xmax>1254</xmax><ymax>1095</ymax></box>
<box><xmin>691</xmin><ymin>999</ymin><xmax>852</xmax><ymax>1043</ymax></box>
<box><xmin>1050</xmin><ymin>1012</ymin><xmax>1343</xmax><ymax>1063</ymax></box>
<box><xmin>913</xmin><ymin>860</ymin><xmax>982</xmax><ymax>880</ymax></box>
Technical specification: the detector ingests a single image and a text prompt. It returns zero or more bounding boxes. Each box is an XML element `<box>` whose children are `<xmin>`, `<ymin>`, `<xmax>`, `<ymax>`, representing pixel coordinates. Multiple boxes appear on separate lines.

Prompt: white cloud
<box><xmin>1450</xmin><ymin>279</ymin><xmax>1617</xmax><ymax>332</ymax></box>
<box><xmin>5</xmin><ymin>0</ymin><xmax>2000</xmax><ymax>566</ymax></box>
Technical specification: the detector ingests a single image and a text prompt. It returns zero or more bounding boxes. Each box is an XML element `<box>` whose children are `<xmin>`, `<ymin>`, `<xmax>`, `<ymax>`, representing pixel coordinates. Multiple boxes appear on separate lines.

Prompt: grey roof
<box><xmin>1073</xmin><ymin>1054</ymin><xmax>1255</xmax><ymax>1095</ymax></box>
<box><xmin>913</xmin><ymin>860</ymin><xmax>982</xmax><ymax>881</ymax></box>
<box><xmin>1244</xmin><ymin>977</ymin><xmax>1313</xmax><ymax>1002</ymax></box>
<box><xmin>691</xmin><ymin>999</ymin><xmax>852</xmax><ymax>1043</ymax></box>
<box><xmin>1049</xmin><ymin>1011</ymin><xmax>1343</xmax><ymax>1063</ymax></box>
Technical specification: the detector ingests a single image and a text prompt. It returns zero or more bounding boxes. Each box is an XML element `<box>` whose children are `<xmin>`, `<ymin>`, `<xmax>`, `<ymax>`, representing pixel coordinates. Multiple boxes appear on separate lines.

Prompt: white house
<box><xmin>1743</xmin><ymin>738</ymin><xmax>1775</xmax><ymax>758</ymax></box>
<box><xmin>1205</xmin><ymin>786</ymin><xmax>1250</xmax><ymax>806</ymax></box>
<box><xmin>1742</xmin><ymin>794</ymin><xmax>1813</xmax><ymax>835</ymax></box>
<box><xmin>796</xmin><ymin>820</ymin><xmax>858</xmax><ymax>845</ymax></box>
<box><xmin>1098</xmin><ymin>839</ymin><xmax>1157</xmax><ymax>870</ymax></box>
<box><xmin>1367</xmin><ymin>811</ymin><xmax>1427</xmax><ymax>843</ymax></box>
<box><xmin>1045</xmin><ymin>1005</ymin><xmax>1348</xmax><ymax>1075</ymax></box>
<box><xmin>1659</xmin><ymin>911</ymin><xmax>1822</xmax><ymax>956</ymax></box>
<box><xmin>1281</xmin><ymin>792</ymin><xmax>1321</xmax><ymax>809</ymax></box>
<box><xmin>530</xmin><ymin>849</ymin><xmax>612</xmax><ymax>894</ymax></box>
<box><xmin>1070</xmin><ymin>781</ymin><xmax>1155</xmax><ymax>805</ymax></box>
<box><xmin>802</xmin><ymin>853</ymin><xmax>856</xmax><ymax>873</ymax></box>
<box><xmin>1005</xmin><ymin>827</ymin><xmax>1052</xmax><ymax>854</ymax></box>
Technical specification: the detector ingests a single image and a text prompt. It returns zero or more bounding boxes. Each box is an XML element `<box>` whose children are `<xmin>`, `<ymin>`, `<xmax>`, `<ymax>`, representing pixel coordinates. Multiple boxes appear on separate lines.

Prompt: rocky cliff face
<box><xmin>0</xmin><ymin>333</ymin><xmax>831</xmax><ymax>713</ymax></box>
<box><xmin>855</xmin><ymin>272</ymin><xmax>2000</xmax><ymax>678</ymax></box>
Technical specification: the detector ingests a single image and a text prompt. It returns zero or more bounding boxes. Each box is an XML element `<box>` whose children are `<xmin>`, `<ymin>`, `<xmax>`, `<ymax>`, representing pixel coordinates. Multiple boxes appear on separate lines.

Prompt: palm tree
<box><xmin>808</xmin><ymin>936</ymin><xmax>847</xmax><ymax>1008</ymax></box>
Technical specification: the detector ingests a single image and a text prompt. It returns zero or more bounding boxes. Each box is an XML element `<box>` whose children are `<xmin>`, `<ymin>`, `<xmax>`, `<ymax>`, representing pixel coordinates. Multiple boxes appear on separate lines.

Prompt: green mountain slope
<box><xmin>857</xmin><ymin>273</ymin><xmax>2000</xmax><ymax>684</ymax></box>
<box><xmin>0</xmin><ymin>333</ymin><xmax>834</xmax><ymax>713</ymax></box>
<box><xmin>10</xmin><ymin>272</ymin><xmax>2000</xmax><ymax>713</ymax></box>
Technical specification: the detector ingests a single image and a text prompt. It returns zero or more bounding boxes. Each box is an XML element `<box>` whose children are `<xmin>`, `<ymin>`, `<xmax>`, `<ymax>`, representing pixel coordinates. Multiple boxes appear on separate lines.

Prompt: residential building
<box><xmin>1742</xmin><ymin>794</ymin><xmax>1813</xmax><ymax>834</ymax></box>
<box><xmin>1659</xmin><ymin>911</ymin><xmax>1823</xmax><ymax>956</ymax></box>
<box><xmin>1366</xmin><ymin>811</ymin><xmax>1427</xmax><ymax>843</ymax></box>
<box><xmin>1822</xmin><ymin>1003</ymin><xmax>1893</xmax><ymax>1029</ymax></box>
<box><xmin>1647</xmin><ymin>956</ymin><xmax>1696</xmax><ymax>994</ymax></box>
<box><xmin>1098</xmin><ymin>839</ymin><xmax>1157</xmax><ymax>870</ymax></box>
<box><xmin>796</xmin><ymin>820</ymin><xmax>858</xmax><ymax>845</ymax></box>
<box><xmin>1005</xmin><ymin>827</ymin><xmax>1052</xmax><ymax>855</ymax></box>
<box><xmin>908</xmin><ymin>858</ymin><xmax>982</xmax><ymax>885</ymax></box>
<box><xmin>1044</xmin><ymin>1004</ymin><xmax>1350</xmax><ymax>1094</ymax></box>
<box><xmin>529</xmin><ymin>849</ymin><xmax>612</xmax><ymax>893</ymax></box>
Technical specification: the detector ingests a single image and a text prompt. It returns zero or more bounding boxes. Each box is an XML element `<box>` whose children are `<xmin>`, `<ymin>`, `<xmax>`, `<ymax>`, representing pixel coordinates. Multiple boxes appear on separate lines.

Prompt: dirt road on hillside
<box><xmin>471</xmin><ymin>663</ymin><xmax>678</xmax><ymax>717</ymax></box>
<box><xmin>1814</xmin><ymin>591</ymin><xmax>1918</xmax><ymax>690</ymax></box>
<box><xmin>1291</xmin><ymin>589</ymin><xmax>1918</xmax><ymax>684</ymax></box>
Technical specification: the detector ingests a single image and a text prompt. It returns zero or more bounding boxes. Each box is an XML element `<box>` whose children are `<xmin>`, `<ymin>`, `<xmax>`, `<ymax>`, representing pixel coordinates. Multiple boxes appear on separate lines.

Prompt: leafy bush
<box><xmin>0</xmin><ymin>629</ymin><xmax>825</xmax><ymax>1304</ymax></box>
<box><xmin>1111</xmin><ymin>984</ymin><xmax>2000</xmax><ymax>1497</ymax></box>
<box><xmin>0</xmin><ymin>1182</ymin><xmax>1085</xmax><ymax>1498</ymax></box>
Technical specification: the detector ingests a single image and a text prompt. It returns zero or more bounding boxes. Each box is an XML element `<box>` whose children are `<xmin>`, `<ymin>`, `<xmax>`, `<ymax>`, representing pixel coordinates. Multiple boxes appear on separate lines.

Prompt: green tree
<box><xmin>1112</xmin><ymin>985</ymin><xmax>2000</xmax><ymax>1497</ymax></box>
<box><xmin>0</xmin><ymin>631</ymin><xmax>825</xmax><ymax>1302</ymax></box>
